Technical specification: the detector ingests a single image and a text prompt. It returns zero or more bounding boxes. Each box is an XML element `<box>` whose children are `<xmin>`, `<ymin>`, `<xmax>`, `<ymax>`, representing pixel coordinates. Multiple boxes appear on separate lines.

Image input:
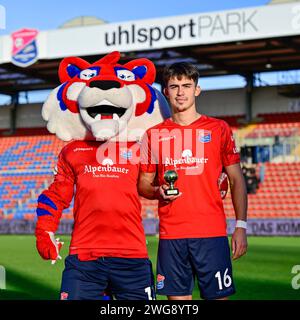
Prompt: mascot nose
<box><xmin>90</xmin><ymin>80</ymin><xmax>121</xmax><ymax>90</ymax></box>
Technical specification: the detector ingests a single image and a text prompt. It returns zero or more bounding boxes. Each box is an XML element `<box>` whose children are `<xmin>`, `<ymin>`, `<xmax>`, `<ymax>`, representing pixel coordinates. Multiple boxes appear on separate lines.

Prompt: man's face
<box><xmin>164</xmin><ymin>76</ymin><xmax>201</xmax><ymax>113</ymax></box>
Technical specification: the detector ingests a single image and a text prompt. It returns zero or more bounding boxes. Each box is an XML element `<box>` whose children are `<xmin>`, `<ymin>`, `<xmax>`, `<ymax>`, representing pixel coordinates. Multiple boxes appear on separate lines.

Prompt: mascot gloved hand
<box><xmin>36</xmin><ymin>230</ymin><xmax>64</xmax><ymax>264</ymax></box>
<box><xmin>35</xmin><ymin>193</ymin><xmax>65</xmax><ymax>263</ymax></box>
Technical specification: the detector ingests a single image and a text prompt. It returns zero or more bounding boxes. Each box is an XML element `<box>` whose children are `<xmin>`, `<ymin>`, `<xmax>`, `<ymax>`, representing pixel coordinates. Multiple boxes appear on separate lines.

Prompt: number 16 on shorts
<box><xmin>215</xmin><ymin>268</ymin><xmax>232</xmax><ymax>291</ymax></box>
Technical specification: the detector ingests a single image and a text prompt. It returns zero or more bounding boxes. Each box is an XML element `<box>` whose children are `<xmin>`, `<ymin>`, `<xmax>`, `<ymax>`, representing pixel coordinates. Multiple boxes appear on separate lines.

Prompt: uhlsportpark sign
<box><xmin>0</xmin><ymin>2</ymin><xmax>300</xmax><ymax>63</ymax></box>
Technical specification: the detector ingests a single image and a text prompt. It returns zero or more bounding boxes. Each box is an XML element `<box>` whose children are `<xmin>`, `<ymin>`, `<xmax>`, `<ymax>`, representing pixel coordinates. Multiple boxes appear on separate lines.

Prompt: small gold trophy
<box><xmin>163</xmin><ymin>170</ymin><xmax>179</xmax><ymax>196</ymax></box>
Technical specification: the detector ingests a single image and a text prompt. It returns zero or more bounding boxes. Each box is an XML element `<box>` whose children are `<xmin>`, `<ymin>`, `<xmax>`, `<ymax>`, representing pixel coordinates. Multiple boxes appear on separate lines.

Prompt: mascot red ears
<box><xmin>42</xmin><ymin>51</ymin><xmax>170</xmax><ymax>141</ymax></box>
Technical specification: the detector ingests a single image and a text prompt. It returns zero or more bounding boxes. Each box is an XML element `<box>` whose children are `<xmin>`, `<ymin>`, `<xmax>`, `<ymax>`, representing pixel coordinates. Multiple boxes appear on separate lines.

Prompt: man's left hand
<box><xmin>231</xmin><ymin>228</ymin><xmax>248</xmax><ymax>260</ymax></box>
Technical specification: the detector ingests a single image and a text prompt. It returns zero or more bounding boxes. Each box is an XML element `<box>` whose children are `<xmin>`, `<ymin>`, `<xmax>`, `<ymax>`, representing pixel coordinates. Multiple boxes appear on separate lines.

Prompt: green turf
<box><xmin>0</xmin><ymin>235</ymin><xmax>299</xmax><ymax>300</ymax></box>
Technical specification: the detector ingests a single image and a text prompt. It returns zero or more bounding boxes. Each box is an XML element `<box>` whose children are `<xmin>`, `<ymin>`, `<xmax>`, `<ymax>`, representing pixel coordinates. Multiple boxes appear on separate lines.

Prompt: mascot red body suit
<box><xmin>35</xmin><ymin>51</ymin><xmax>170</xmax><ymax>300</ymax></box>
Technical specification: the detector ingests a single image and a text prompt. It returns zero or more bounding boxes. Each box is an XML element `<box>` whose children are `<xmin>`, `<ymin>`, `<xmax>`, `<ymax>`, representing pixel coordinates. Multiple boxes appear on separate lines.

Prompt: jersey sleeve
<box><xmin>139</xmin><ymin>130</ymin><xmax>157</xmax><ymax>173</ymax></box>
<box><xmin>221</xmin><ymin>121</ymin><xmax>240</xmax><ymax>167</ymax></box>
<box><xmin>35</xmin><ymin>148</ymin><xmax>75</xmax><ymax>233</ymax></box>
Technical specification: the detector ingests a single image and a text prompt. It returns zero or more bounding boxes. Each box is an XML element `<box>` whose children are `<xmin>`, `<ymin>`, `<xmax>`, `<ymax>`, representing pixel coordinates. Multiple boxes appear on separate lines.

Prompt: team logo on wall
<box><xmin>11</xmin><ymin>28</ymin><xmax>39</xmax><ymax>67</ymax></box>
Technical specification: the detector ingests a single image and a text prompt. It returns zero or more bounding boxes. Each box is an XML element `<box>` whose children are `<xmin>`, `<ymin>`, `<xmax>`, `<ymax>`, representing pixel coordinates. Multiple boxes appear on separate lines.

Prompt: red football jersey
<box><xmin>140</xmin><ymin>115</ymin><xmax>240</xmax><ymax>239</ymax></box>
<box><xmin>40</xmin><ymin>140</ymin><xmax>148</xmax><ymax>260</ymax></box>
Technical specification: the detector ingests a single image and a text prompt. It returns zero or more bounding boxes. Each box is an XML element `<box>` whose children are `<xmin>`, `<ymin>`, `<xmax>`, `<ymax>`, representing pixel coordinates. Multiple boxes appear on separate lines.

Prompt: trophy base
<box><xmin>165</xmin><ymin>189</ymin><xmax>179</xmax><ymax>196</ymax></box>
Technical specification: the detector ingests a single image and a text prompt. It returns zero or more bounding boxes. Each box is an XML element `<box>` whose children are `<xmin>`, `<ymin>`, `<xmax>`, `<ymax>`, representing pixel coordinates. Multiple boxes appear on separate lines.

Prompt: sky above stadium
<box><xmin>0</xmin><ymin>0</ymin><xmax>269</xmax><ymax>34</ymax></box>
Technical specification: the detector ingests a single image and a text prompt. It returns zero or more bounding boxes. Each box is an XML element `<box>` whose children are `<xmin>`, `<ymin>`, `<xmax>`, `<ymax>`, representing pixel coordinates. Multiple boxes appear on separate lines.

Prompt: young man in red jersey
<box><xmin>138</xmin><ymin>62</ymin><xmax>248</xmax><ymax>300</ymax></box>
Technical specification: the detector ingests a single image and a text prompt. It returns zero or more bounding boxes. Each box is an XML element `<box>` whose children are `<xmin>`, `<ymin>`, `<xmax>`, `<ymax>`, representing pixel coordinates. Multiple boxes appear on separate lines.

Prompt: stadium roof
<box><xmin>268</xmin><ymin>0</ymin><xmax>298</xmax><ymax>4</ymax></box>
<box><xmin>1</xmin><ymin>1</ymin><xmax>300</xmax><ymax>95</ymax></box>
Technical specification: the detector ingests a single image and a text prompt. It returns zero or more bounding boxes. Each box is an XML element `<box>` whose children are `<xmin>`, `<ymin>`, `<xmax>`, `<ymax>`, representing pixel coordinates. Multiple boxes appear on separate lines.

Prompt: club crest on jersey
<box><xmin>120</xmin><ymin>148</ymin><xmax>133</xmax><ymax>160</ymax></box>
<box><xmin>157</xmin><ymin>274</ymin><xmax>165</xmax><ymax>290</ymax></box>
<box><xmin>199</xmin><ymin>130</ymin><xmax>211</xmax><ymax>143</ymax></box>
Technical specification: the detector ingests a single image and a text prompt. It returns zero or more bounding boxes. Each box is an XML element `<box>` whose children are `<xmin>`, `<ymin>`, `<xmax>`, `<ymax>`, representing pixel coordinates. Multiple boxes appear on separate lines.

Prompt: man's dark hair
<box><xmin>163</xmin><ymin>62</ymin><xmax>200</xmax><ymax>87</ymax></box>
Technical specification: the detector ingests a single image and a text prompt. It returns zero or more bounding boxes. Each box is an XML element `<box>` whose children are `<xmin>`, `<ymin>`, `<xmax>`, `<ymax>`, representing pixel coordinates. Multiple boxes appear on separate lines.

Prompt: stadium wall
<box><xmin>0</xmin><ymin>103</ymin><xmax>44</xmax><ymax>129</ymax></box>
<box><xmin>1</xmin><ymin>219</ymin><xmax>300</xmax><ymax>236</ymax></box>
<box><xmin>197</xmin><ymin>86</ymin><xmax>299</xmax><ymax>117</ymax></box>
<box><xmin>16</xmin><ymin>103</ymin><xmax>45</xmax><ymax>128</ymax></box>
<box><xmin>0</xmin><ymin>105</ymin><xmax>10</xmax><ymax>129</ymax></box>
<box><xmin>0</xmin><ymin>86</ymin><xmax>298</xmax><ymax>130</ymax></box>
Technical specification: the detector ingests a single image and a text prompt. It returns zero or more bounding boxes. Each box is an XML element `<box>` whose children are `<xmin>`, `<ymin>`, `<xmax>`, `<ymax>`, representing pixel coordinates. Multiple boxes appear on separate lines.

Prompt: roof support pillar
<box><xmin>9</xmin><ymin>92</ymin><xmax>19</xmax><ymax>134</ymax></box>
<box><xmin>245</xmin><ymin>73</ymin><xmax>254</xmax><ymax>123</ymax></box>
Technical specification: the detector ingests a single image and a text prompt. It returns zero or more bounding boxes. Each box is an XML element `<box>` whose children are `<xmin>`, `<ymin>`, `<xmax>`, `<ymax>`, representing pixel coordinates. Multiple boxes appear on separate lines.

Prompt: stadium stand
<box><xmin>216</xmin><ymin>115</ymin><xmax>245</xmax><ymax>129</ymax></box>
<box><xmin>257</xmin><ymin>112</ymin><xmax>300</xmax><ymax>123</ymax></box>
<box><xmin>222</xmin><ymin>112</ymin><xmax>300</xmax><ymax>139</ymax></box>
<box><xmin>245</xmin><ymin>121</ymin><xmax>300</xmax><ymax>139</ymax></box>
<box><xmin>0</xmin><ymin>134</ymin><xmax>66</xmax><ymax>220</ymax></box>
<box><xmin>218</xmin><ymin>112</ymin><xmax>300</xmax><ymax>138</ymax></box>
<box><xmin>141</xmin><ymin>198</ymin><xmax>159</xmax><ymax>219</ymax></box>
<box><xmin>0</xmin><ymin>111</ymin><xmax>300</xmax><ymax>222</ymax></box>
<box><xmin>224</xmin><ymin>162</ymin><xmax>300</xmax><ymax>218</ymax></box>
<box><xmin>211</xmin><ymin>112</ymin><xmax>300</xmax><ymax>219</ymax></box>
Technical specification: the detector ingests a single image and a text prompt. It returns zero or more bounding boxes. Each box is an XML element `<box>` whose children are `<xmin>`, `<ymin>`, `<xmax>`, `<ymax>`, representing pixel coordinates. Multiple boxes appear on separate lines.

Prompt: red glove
<box><xmin>36</xmin><ymin>229</ymin><xmax>64</xmax><ymax>264</ymax></box>
<box><xmin>218</xmin><ymin>171</ymin><xmax>229</xmax><ymax>200</ymax></box>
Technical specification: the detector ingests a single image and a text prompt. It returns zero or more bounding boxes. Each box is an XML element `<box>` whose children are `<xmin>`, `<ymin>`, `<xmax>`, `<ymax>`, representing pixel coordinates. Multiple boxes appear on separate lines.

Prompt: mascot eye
<box><xmin>80</xmin><ymin>69</ymin><xmax>98</xmax><ymax>80</ymax></box>
<box><xmin>116</xmin><ymin>70</ymin><xmax>135</xmax><ymax>82</ymax></box>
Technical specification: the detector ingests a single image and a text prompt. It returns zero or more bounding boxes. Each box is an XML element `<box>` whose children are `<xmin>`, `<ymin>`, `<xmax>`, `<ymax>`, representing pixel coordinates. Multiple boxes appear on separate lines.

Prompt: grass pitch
<box><xmin>0</xmin><ymin>235</ymin><xmax>299</xmax><ymax>300</ymax></box>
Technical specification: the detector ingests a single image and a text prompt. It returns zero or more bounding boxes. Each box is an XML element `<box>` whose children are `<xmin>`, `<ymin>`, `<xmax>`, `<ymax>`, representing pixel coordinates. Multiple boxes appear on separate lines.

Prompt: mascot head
<box><xmin>42</xmin><ymin>51</ymin><xmax>170</xmax><ymax>141</ymax></box>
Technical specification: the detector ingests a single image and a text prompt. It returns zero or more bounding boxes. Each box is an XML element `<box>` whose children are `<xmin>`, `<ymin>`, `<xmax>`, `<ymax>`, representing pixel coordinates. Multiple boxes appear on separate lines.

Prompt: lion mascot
<box><xmin>35</xmin><ymin>51</ymin><xmax>170</xmax><ymax>300</ymax></box>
